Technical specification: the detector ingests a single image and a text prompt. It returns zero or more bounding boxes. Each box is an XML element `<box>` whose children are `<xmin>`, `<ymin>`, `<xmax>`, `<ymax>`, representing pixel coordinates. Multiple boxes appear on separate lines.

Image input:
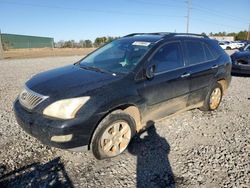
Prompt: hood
<box><xmin>231</xmin><ymin>51</ymin><xmax>250</xmax><ymax>59</ymax></box>
<box><xmin>26</xmin><ymin>64</ymin><xmax>120</xmax><ymax>98</ymax></box>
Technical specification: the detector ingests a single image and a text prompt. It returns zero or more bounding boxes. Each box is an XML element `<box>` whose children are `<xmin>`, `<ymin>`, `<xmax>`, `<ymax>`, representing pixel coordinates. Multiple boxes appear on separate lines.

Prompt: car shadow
<box><xmin>0</xmin><ymin>157</ymin><xmax>73</xmax><ymax>188</ymax></box>
<box><xmin>128</xmin><ymin>122</ymin><xmax>180</xmax><ymax>188</ymax></box>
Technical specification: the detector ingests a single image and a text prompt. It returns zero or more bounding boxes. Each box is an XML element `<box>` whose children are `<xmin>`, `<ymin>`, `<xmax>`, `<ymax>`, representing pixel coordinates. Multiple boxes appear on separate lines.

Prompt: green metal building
<box><xmin>1</xmin><ymin>33</ymin><xmax>54</xmax><ymax>49</ymax></box>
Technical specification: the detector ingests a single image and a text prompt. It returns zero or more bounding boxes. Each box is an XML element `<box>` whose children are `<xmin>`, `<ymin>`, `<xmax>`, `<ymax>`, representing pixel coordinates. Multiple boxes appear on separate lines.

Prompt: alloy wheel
<box><xmin>209</xmin><ymin>88</ymin><xmax>222</xmax><ymax>110</ymax></box>
<box><xmin>100</xmin><ymin>121</ymin><xmax>131</xmax><ymax>157</ymax></box>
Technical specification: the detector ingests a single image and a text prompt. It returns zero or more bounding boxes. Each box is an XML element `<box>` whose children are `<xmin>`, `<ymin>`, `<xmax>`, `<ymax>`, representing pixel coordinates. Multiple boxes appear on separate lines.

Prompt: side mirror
<box><xmin>145</xmin><ymin>65</ymin><xmax>156</xmax><ymax>79</ymax></box>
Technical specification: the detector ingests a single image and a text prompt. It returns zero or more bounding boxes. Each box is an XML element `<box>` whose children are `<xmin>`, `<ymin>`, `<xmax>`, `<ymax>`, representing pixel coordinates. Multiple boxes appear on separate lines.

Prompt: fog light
<box><xmin>51</xmin><ymin>134</ymin><xmax>73</xmax><ymax>142</ymax></box>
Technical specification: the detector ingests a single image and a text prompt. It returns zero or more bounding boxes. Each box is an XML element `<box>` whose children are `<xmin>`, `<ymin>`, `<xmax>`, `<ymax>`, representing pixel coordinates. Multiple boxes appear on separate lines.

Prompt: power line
<box><xmin>126</xmin><ymin>0</ymin><xmax>186</xmax><ymax>9</ymax></box>
<box><xmin>127</xmin><ymin>0</ymin><xmax>249</xmax><ymax>24</ymax></box>
<box><xmin>126</xmin><ymin>0</ymin><xmax>249</xmax><ymax>31</ymax></box>
<box><xmin>192</xmin><ymin>7</ymin><xmax>249</xmax><ymax>24</ymax></box>
<box><xmin>0</xmin><ymin>1</ymin><xmax>184</xmax><ymax>18</ymax></box>
<box><xmin>0</xmin><ymin>0</ymin><xmax>248</xmax><ymax>33</ymax></box>
<box><xmin>192</xmin><ymin>3</ymin><xmax>249</xmax><ymax>23</ymax></box>
<box><xmin>191</xmin><ymin>18</ymin><xmax>245</xmax><ymax>30</ymax></box>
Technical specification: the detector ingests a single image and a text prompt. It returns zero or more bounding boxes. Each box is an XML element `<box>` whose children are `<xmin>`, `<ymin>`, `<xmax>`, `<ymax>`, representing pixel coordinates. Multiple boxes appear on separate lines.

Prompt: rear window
<box><xmin>203</xmin><ymin>43</ymin><xmax>215</xmax><ymax>61</ymax></box>
<box><xmin>207</xmin><ymin>40</ymin><xmax>225</xmax><ymax>57</ymax></box>
<box><xmin>185</xmin><ymin>41</ymin><xmax>206</xmax><ymax>65</ymax></box>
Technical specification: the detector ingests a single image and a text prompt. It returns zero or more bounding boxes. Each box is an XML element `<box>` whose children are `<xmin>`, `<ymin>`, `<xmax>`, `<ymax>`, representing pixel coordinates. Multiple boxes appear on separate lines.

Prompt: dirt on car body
<box><xmin>0</xmin><ymin>56</ymin><xmax>249</xmax><ymax>187</ymax></box>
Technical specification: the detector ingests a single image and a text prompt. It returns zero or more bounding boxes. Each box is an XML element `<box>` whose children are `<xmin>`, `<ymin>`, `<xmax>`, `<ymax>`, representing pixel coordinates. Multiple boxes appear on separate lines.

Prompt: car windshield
<box><xmin>79</xmin><ymin>39</ymin><xmax>154</xmax><ymax>74</ymax></box>
<box><xmin>244</xmin><ymin>44</ymin><xmax>250</xmax><ymax>51</ymax></box>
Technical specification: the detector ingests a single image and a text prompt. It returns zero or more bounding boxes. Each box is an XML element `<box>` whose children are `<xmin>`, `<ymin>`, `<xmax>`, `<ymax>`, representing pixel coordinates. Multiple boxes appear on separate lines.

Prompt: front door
<box><xmin>139</xmin><ymin>41</ymin><xmax>190</xmax><ymax>123</ymax></box>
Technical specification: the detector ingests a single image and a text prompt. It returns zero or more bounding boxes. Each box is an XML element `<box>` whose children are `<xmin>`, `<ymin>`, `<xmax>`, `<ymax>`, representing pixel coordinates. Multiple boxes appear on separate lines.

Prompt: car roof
<box><xmin>123</xmin><ymin>32</ymin><xmax>209</xmax><ymax>43</ymax></box>
<box><xmin>121</xmin><ymin>34</ymin><xmax>164</xmax><ymax>42</ymax></box>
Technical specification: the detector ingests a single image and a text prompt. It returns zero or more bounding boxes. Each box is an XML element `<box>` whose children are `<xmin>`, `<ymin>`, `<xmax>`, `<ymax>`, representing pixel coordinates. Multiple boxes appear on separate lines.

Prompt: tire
<box><xmin>200</xmin><ymin>82</ymin><xmax>223</xmax><ymax>111</ymax></box>
<box><xmin>226</xmin><ymin>47</ymin><xmax>231</xmax><ymax>50</ymax></box>
<box><xmin>91</xmin><ymin>110</ymin><xmax>136</xmax><ymax>160</ymax></box>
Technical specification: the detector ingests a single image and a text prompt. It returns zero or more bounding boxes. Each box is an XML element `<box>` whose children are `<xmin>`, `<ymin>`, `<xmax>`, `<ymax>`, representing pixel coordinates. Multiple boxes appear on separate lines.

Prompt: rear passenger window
<box><xmin>207</xmin><ymin>40</ymin><xmax>224</xmax><ymax>58</ymax></box>
<box><xmin>150</xmin><ymin>42</ymin><xmax>184</xmax><ymax>73</ymax></box>
<box><xmin>185</xmin><ymin>41</ymin><xmax>206</xmax><ymax>65</ymax></box>
<box><xmin>203</xmin><ymin>44</ymin><xmax>215</xmax><ymax>61</ymax></box>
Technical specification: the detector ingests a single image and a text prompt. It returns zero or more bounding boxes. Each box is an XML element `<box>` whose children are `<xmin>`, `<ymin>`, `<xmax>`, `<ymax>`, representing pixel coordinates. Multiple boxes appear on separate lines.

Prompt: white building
<box><xmin>209</xmin><ymin>36</ymin><xmax>234</xmax><ymax>41</ymax></box>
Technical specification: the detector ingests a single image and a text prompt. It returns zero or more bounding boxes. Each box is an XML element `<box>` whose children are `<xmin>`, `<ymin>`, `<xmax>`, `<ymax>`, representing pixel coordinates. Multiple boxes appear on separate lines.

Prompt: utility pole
<box><xmin>186</xmin><ymin>0</ymin><xmax>192</xmax><ymax>33</ymax></box>
<box><xmin>0</xmin><ymin>29</ymin><xmax>4</xmax><ymax>60</ymax></box>
<box><xmin>247</xmin><ymin>23</ymin><xmax>250</xmax><ymax>40</ymax></box>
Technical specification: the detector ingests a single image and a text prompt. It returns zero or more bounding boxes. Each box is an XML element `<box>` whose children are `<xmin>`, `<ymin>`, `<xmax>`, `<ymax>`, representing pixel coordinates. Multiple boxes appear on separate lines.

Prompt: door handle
<box><xmin>211</xmin><ymin>65</ymin><xmax>218</xmax><ymax>69</ymax></box>
<box><xmin>181</xmin><ymin>73</ymin><xmax>190</xmax><ymax>78</ymax></box>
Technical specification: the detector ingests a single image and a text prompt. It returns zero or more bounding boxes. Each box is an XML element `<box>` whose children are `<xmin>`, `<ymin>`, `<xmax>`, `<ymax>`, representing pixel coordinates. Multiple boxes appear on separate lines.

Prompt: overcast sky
<box><xmin>0</xmin><ymin>0</ymin><xmax>249</xmax><ymax>41</ymax></box>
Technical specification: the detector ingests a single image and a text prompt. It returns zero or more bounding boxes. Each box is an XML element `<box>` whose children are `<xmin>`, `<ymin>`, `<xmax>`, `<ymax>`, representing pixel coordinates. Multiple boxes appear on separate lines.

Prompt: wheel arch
<box><xmin>217</xmin><ymin>79</ymin><xmax>229</xmax><ymax>95</ymax></box>
<box><xmin>214</xmin><ymin>69</ymin><xmax>230</xmax><ymax>95</ymax></box>
<box><xmin>88</xmin><ymin>104</ymin><xmax>142</xmax><ymax>149</ymax></box>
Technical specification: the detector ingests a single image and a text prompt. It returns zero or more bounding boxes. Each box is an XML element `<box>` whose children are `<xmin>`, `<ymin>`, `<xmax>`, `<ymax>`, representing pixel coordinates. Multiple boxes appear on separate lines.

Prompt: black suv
<box><xmin>14</xmin><ymin>33</ymin><xmax>232</xmax><ymax>159</ymax></box>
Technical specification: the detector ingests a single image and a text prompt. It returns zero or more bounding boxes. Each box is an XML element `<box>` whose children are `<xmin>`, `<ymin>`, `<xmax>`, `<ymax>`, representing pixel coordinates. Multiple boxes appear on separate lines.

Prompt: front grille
<box><xmin>19</xmin><ymin>86</ymin><xmax>48</xmax><ymax>110</ymax></box>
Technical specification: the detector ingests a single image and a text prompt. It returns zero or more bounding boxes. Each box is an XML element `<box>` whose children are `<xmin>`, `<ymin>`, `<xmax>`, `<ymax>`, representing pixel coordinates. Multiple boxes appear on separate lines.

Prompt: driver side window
<box><xmin>150</xmin><ymin>42</ymin><xmax>184</xmax><ymax>73</ymax></box>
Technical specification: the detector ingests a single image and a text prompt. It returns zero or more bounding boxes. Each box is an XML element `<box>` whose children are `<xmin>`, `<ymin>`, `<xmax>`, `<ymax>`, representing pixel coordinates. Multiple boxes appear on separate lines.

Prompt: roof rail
<box><xmin>168</xmin><ymin>33</ymin><xmax>209</xmax><ymax>38</ymax></box>
<box><xmin>124</xmin><ymin>33</ymin><xmax>167</xmax><ymax>37</ymax></box>
<box><xmin>124</xmin><ymin>32</ymin><xmax>209</xmax><ymax>38</ymax></box>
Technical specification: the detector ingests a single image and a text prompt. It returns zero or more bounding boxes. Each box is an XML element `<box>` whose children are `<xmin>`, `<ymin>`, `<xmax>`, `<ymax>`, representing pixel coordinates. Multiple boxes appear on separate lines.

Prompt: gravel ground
<box><xmin>0</xmin><ymin>55</ymin><xmax>249</xmax><ymax>188</ymax></box>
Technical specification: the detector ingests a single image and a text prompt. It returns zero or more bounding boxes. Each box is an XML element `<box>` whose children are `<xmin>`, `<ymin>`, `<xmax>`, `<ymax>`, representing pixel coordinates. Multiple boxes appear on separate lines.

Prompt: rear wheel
<box><xmin>91</xmin><ymin>111</ymin><xmax>136</xmax><ymax>160</ymax></box>
<box><xmin>200</xmin><ymin>82</ymin><xmax>223</xmax><ymax>111</ymax></box>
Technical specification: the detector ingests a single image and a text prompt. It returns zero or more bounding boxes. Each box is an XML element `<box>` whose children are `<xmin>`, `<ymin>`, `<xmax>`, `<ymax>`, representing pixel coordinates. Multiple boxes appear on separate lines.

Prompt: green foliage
<box><xmin>94</xmin><ymin>36</ymin><xmax>119</xmax><ymax>47</ymax></box>
<box><xmin>85</xmin><ymin>40</ymin><xmax>93</xmax><ymax>48</ymax></box>
<box><xmin>235</xmin><ymin>31</ymin><xmax>248</xmax><ymax>40</ymax></box>
<box><xmin>55</xmin><ymin>36</ymin><xmax>119</xmax><ymax>48</ymax></box>
<box><xmin>209</xmin><ymin>30</ymin><xmax>248</xmax><ymax>40</ymax></box>
<box><xmin>79</xmin><ymin>40</ymin><xmax>93</xmax><ymax>48</ymax></box>
<box><xmin>62</xmin><ymin>40</ymin><xmax>76</xmax><ymax>48</ymax></box>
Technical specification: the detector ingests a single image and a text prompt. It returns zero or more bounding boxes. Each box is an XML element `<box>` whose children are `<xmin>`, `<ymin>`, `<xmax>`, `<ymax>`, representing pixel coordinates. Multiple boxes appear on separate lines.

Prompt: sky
<box><xmin>0</xmin><ymin>0</ymin><xmax>249</xmax><ymax>42</ymax></box>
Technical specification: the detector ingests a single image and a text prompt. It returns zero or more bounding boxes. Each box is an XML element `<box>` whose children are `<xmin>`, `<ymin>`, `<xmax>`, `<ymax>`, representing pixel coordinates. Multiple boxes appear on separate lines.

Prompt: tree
<box><xmin>62</xmin><ymin>40</ymin><xmax>74</xmax><ymax>48</ymax></box>
<box><xmin>235</xmin><ymin>31</ymin><xmax>247</xmax><ymax>40</ymax></box>
<box><xmin>54</xmin><ymin>36</ymin><xmax>118</xmax><ymax>48</ymax></box>
<box><xmin>85</xmin><ymin>40</ymin><xmax>93</xmax><ymax>48</ymax></box>
<box><xmin>94</xmin><ymin>36</ymin><xmax>119</xmax><ymax>47</ymax></box>
<box><xmin>79</xmin><ymin>40</ymin><xmax>86</xmax><ymax>48</ymax></box>
<box><xmin>227</xmin><ymin>32</ymin><xmax>237</xmax><ymax>37</ymax></box>
<box><xmin>55</xmin><ymin>40</ymin><xmax>65</xmax><ymax>48</ymax></box>
<box><xmin>94</xmin><ymin>37</ymin><xmax>105</xmax><ymax>47</ymax></box>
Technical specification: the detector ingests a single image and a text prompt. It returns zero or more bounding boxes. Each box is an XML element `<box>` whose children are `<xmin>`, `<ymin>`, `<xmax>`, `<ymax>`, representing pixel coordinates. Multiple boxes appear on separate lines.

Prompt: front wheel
<box><xmin>91</xmin><ymin>111</ymin><xmax>136</xmax><ymax>160</ymax></box>
<box><xmin>200</xmin><ymin>83</ymin><xmax>223</xmax><ymax>111</ymax></box>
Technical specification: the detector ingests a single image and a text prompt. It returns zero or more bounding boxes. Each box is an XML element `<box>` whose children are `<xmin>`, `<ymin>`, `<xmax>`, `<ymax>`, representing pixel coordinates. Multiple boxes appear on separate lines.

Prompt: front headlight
<box><xmin>43</xmin><ymin>96</ymin><xmax>90</xmax><ymax>119</ymax></box>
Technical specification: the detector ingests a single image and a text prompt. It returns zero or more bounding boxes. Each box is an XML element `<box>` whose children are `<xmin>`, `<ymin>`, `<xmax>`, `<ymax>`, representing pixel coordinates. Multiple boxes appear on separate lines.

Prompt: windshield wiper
<box><xmin>80</xmin><ymin>65</ymin><xmax>117</xmax><ymax>76</ymax></box>
<box><xmin>80</xmin><ymin>65</ymin><xmax>104</xmax><ymax>72</ymax></box>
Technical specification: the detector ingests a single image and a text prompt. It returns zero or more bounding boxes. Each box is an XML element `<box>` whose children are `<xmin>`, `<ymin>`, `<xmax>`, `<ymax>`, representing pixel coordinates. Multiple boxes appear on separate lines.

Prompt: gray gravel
<box><xmin>0</xmin><ymin>55</ymin><xmax>249</xmax><ymax>188</ymax></box>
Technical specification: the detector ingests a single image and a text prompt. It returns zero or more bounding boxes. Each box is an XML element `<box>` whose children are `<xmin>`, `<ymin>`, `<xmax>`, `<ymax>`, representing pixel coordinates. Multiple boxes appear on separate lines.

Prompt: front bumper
<box><xmin>14</xmin><ymin>100</ymin><xmax>102</xmax><ymax>150</ymax></box>
<box><xmin>232</xmin><ymin>64</ymin><xmax>250</xmax><ymax>75</ymax></box>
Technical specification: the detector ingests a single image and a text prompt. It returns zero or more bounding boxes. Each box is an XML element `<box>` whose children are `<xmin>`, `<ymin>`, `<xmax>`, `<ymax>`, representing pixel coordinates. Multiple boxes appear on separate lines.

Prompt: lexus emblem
<box><xmin>21</xmin><ymin>92</ymin><xmax>28</xmax><ymax>101</ymax></box>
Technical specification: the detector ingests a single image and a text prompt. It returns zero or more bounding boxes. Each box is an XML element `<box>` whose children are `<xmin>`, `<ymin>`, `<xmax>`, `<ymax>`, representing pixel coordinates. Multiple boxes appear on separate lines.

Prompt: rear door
<box><xmin>139</xmin><ymin>41</ymin><xmax>190</xmax><ymax>122</ymax></box>
<box><xmin>183</xmin><ymin>40</ymin><xmax>219</xmax><ymax>106</ymax></box>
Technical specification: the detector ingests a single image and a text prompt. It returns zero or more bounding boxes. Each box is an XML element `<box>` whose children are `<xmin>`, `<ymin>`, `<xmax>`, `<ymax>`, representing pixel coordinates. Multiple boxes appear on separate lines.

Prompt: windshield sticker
<box><xmin>132</xmin><ymin>41</ymin><xmax>151</xmax><ymax>47</ymax></box>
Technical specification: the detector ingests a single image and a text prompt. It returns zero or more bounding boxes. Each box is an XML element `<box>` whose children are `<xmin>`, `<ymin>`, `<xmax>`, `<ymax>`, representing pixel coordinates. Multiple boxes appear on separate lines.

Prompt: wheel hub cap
<box><xmin>100</xmin><ymin>121</ymin><xmax>131</xmax><ymax>157</ymax></box>
<box><xmin>209</xmin><ymin>88</ymin><xmax>222</xmax><ymax>110</ymax></box>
